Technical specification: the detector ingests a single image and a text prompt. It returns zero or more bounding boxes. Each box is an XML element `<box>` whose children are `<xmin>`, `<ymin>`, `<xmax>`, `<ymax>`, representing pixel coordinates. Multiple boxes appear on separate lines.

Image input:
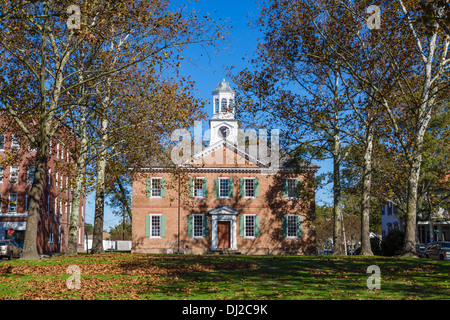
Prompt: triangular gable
<box><xmin>188</xmin><ymin>140</ymin><xmax>268</xmax><ymax>168</ymax></box>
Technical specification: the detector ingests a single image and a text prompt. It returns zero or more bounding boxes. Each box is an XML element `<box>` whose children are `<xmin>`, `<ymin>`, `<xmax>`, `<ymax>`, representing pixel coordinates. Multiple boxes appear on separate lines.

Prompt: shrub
<box><xmin>381</xmin><ymin>230</ymin><xmax>405</xmax><ymax>256</ymax></box>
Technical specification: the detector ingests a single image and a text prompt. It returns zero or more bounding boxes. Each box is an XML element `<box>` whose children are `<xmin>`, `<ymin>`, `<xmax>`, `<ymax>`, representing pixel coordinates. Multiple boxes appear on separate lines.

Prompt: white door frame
<box><xmin>209</xmin><ymin>206</ymin><xmax>239</xmax><ymax>251</ymax></box>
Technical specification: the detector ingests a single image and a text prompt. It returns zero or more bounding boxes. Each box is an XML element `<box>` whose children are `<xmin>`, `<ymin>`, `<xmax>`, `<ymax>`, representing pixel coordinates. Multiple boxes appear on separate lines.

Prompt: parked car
<box><xmin>424</xmin><ymin>241</ymin><xmax>450</xmax><ymax>261</ymax></box>
<box><xmin>416</xmin><ymin>243</ymin><xmax>427</xmax><ymax>258</ymax></box>
<box><xmin>0</xmin><ymin>240</ymin><xmax>22</xmax><ymax>260</ymax></box>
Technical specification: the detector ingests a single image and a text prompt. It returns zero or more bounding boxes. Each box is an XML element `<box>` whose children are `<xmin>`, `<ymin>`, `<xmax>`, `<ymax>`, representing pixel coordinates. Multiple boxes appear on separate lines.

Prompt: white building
<box><xmin>381</xmin><ymin>201</ymin><xmax>450</xmax><ymax>244</ymax></box>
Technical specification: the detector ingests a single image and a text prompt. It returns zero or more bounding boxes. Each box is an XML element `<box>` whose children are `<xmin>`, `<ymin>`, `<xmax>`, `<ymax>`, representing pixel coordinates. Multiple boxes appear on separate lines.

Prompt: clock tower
<box><xmin>209</xmin><ymin>79</ymin><xmax>239</xmax><ymax>145</ymax></box>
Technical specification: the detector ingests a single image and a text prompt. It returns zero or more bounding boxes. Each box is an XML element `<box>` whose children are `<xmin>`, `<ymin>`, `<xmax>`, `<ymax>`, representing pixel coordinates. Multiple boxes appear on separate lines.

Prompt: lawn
<box><xmin>0</xmin><ymin>253</ymin><xmax>448</xmax><ymax>300</ymax></box>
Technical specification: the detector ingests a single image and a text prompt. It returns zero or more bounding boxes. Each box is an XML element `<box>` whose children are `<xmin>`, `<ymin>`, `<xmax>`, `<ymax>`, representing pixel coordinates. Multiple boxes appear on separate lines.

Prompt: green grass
<box><xmin>0</xmin><ymin>253</ymin><xmax>448</xmax><ymax>300</ymax></box>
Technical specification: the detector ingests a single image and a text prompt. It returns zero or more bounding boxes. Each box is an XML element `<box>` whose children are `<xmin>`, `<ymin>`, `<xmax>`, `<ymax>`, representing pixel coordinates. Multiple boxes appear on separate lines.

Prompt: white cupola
<box><xmin>209</xmin><ymin>79</ymin><xmax>239</xmax><ymax>145</ymax></box>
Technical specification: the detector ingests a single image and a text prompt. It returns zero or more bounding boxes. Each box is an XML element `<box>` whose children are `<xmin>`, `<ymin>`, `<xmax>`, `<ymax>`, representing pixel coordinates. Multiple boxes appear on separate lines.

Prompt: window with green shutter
<box><xmin>216</xmin><ymin>177</ymin><xmax>232</xmax><ymax>198</ymax></box>
<box><xmin>239</xmin><ymin>214</ymin><xmax>260</xmax><ymax>238</ymax></box>
<box><xmin>240</xmin><ymin>178</ymin><xmax>259</xmax><ymax>198</ymax></box>
<box><xmin>147</xmin><ymin>178</ymin><xmax>166</xmax><ymax>198</ymax></box>
<box><xmin>282</xmin><ymin>178</ymin><xmax>299</xmax><ymax>198</ymax></box>
<box><xmin>190</xmin><ymin>178</ymin><xmax>208</xmax><ymax>198</ymax></box>
<box><xmin>146</xmin><ymin>214</ymin><xmax>165</xmax><ymax>238</ymax></box>
<box><xmin>282</xmin><ymin>215</ymin><xmax>302</xmax><ymax>238</ymax></box>
<box><xmin>188</xmin><ymin>214</ymin><xmax>209</xmax><ymax>238</ymax></box>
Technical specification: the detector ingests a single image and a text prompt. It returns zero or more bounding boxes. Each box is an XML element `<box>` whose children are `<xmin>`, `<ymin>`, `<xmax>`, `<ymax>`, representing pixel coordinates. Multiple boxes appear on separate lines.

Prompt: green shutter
<box><xmin>297</xmin><ymin>215</ymin><xmax>303</xmax><ymax>238</ymax></box>
<box><xmin>145</xmin><ymin>215</ymin><xmax>151</xmax><ymax>237</ymax></box>
<box><xmin>254</xmin><ymin>179</ymin><xmax>259</xmax><ymax>198</ymax></box>
<box><xmin>255</xmin><ymin>215</ymin><xmax>260</xmax><ymax>237</ymax></box>
<box><xmin>203</xmin><ymin>178</ymin><xmax>208</xmax><ymax>197</ymax></box>
<box><xmin>240</xmin><ymin>179</ymin><xmax>245</xmax><ymax>197</ymax></box>
<box><xmin>214</xmin><ymin>178</ymin><xmax>219</xmax><ymax>197</ymax></box>
<box><xmin>187</xmin><ymin>215</ymin><xmax>193</xmax><ymax>237</ymax></box>
<box><xmin>282</xmin><ymin>179</ymin><xmax>287</xmax><ymax>198</ymax></box>
<box><xmin>203</xmin><ymin>215</ymin><xmax>209</xmax><ymax>237</ymax></box>
<box><xmin>146</xmin><ymin>178</ymin><xmax>152</xmax><ymax>197</ymax></box>
<box><xmin>228</xmin><ymin>178</ymin><xmax>234</xmax><ymax>197</ymax></box>
<box><xmin>160</xmin><ymin>179</ymin><xmax>166</xmax><ymax>197</ymax></box>
<box><xmin>239</xmin><ymin>215</ymin><xmax>245</xmax><ymax>237</ymax></box>
<box><xmin>189</xmin><ymin>178</ymin><xmax>194</xmax><ymax>197</ymax></box>
<box><xmin>160</xmin><ymin>215</ymin><xmax>166</xmax><ymax>237</ymax></box>
<box><xmin>282</xmin><ymin>215</ymin><xmax>287</xmax><ymax>238</ymax></box>
<box><xmin>295</xmin><ymin>178</ymin><xmax>300</xmax><ymax>197</ymax></box>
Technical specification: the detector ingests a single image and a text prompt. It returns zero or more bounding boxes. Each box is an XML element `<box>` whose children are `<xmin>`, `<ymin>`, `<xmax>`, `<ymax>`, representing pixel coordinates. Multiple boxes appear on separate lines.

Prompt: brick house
<box><xmin>131</xmin><ymin>80</ymin><xmax>318</xmax><ymax>255</ymax></box>
<box><xmin>0</xmin><ymin>125</ymin><xmax>86</xmax><ymax>254</ymax></box>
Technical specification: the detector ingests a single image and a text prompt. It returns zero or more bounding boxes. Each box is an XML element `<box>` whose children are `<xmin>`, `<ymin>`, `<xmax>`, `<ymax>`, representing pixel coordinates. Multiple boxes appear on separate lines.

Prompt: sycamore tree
<box><xmin>228</xmin><ymin>0</ymin><xmax>384</xmax><ymax>255</ymax></box>
<box><xmin>0</xmin><ymin>0</ymin><xmax>224</xmax><ymax>259</ymax></box>
<box><xmin>231</xmin><ymin>0</ymin><xmax>449</xmax><ymax>256</ymax></box>
<box><xmin>320</xmin><ymin>0</ymin><xmax>450</xmax><ymax>256</ymax></box>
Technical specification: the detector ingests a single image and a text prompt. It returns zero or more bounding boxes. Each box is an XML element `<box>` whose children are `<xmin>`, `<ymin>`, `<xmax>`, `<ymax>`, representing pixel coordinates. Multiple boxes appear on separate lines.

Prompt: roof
<box><xmin>212</xmin><ymin>79</ymin><xmax>235</xmax><ymax>95</ymax></box>
<box><xmin>137</xmin><ymin>139</ymin><xmax>319</xmax><ymax>173</ymax></box>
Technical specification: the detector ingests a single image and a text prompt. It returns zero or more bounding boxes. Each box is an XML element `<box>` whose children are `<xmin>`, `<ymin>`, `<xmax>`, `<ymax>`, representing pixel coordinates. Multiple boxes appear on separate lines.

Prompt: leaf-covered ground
<box><xmin>0</xmin><ymin>253</ymin><xmax>448</xmax><ymax>300</ymax></box>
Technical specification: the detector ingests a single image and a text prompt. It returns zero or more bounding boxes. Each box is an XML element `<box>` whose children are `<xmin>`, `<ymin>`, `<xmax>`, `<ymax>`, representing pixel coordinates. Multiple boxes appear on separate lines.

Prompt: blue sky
<box><xmin>85</xmin><ymin>0</ymin><xmax>333</xmax><ymax>231</ymax></box>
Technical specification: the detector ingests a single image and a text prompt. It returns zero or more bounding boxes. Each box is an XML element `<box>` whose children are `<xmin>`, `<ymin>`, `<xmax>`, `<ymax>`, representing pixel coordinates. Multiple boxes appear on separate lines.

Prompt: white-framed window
<box><xmin>151</xmin><ymin>178</ymin><xmax>162</xmax><ymax>197</ymax></box>
<box><xmin>9</xmin><ymin>166</ymin><xmax>18</xmax><ymax>184</ymax></box>
<box><xmin>150</xmin><ymin>214</ymin><xmax>161</xmax><ymax>238</ymax></box>
<box><xmin>244</xmin><ymin>178</ymin><xmax>255</xmax><ymax>198</ymax></box>
<box><xmin>56</xmin><ymin>143</ymin><xmax>60</xmax><ymax>160</ymax></box>
<box><xmin>48</xmin><ymin>232</ymin><xmax>54</xmax><ymax>244</ymax></box>
<box><xmin>11</xmin><ymin>134</ymin><xmax>20</xmax><ymax>151</ymax></box>
<box><xmin>8</xmin><ymin>193</ymin><xmax>17</xmax><ymax>213</ymax></box>
<box><xmin>219</xmin><ymin>177</ymin><xmax>230</xmax><ymax>198</ymax></box>
<box><xmin>287</xmin><ymin>215</ymin><xmax>298</xmax><ymax>238</ymax></box>
<box><xmin>0</xmin><ymin>134</ymin><xmax>4</xmax><ymax>151</ymax></box>
<box><xmin>245</xmin><ymin>214</ymin><xmax>256</xmax><ymax>238</ymax></box>
<box><xmin>0</xmin><ymin>167</ymin><xmax>3</xmax><ymax>184</ymax></box>
<box><xmin>47</xmin><ymin>195</ymin><xmax>50</xmax><ymax>214</ymax></box>
<box><xmin>27</xmin><ymin>166</ymin><xmax>35</xmax><ymax>184</ymax></box>
<box><xmin>286</xmin><ymin>178</ymin><xmax>298</xmax><ymax>198</ymax></box>
<box><xmin>221</xmin><ymin>98</ymin><xmax>227</xmax><ymax>112</ymax></box>
<box><xmin>193</xmin><ymin>214</ymin><xmax>204</xmax><ymax>238</ymax></box>
<box><xmin>194</xmin><ymin>178</ymin><xmax>204</xmax><ymax>197</ymax></box>
<box><xmin>48</xmin><ymin>168</ymin><xmax>51</xmax><ymax>186</ymax></box>
<box><xmin>214</xmin><ymin>98</ymin><xmax>219</xmax><ymax>114</ymax></box>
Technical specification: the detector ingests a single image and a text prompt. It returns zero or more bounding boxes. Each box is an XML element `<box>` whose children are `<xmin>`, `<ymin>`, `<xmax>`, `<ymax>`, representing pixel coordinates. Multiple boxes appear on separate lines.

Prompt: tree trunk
<box><xmin>403</xmin><ymin>151</ymin><xmax>422</xmax><ymax>256</ymax></box>
<box><xmin>66</xmin><ymin>105</ymin><xmax>88</xmax><ymax>255</ymax></box>
<box><xmin>360</xmin><ymin>127</ymin><xmax>374</xmax><ymax>256</ymax></box>
<box><xmin>332</xmin><ymin>142</ymin><xmax>344</xmax><ymax>255</ymax></box>
<box><xmin>91</xmin><ymin>116</ymin><xmax>108</xmax><ymax>255</ymax></box>
<box><xmin>21</xmin><ymin>143</ymin><xmax>49</xmax><ymax>260</ymax></box>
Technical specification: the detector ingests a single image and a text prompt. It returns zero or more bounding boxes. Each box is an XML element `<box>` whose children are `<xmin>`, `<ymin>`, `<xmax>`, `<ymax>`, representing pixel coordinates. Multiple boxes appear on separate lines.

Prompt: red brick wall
<box><xmin>132</xmin><ymin>160</ymin><xmax>316</xmax><ymax>255</ymax></box>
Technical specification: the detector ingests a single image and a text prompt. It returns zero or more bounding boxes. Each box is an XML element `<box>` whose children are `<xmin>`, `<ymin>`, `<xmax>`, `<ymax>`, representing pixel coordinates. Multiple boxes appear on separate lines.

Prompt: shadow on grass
<box><xmin>116</xmin><ymin>254</ymin><xmax>449</xmax><ymax>300</ymax></box>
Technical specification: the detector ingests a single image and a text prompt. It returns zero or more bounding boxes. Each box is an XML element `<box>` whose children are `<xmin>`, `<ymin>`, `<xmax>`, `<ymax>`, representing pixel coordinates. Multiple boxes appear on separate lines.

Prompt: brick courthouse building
<box><xmin>0</xmin><ymin>122</ymin><xmax>86</xmax><ymax>254</ymax></box>
<box><xmin>131</xmin><ymin>80</ymin><xmax>318</xmax><ymax>255</ymax></box>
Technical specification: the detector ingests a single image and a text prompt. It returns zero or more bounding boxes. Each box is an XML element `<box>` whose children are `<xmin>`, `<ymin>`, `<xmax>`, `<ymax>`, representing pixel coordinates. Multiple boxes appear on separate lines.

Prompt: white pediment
<box><xmin>208</xmin><ymin>205</ymin><xmax>240</xmax><ymax>216</ymax></box>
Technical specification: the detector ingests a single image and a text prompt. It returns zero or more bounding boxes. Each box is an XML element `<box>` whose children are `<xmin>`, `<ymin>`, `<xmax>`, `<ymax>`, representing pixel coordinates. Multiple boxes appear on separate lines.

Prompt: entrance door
<box><xmin>217</xmin><ymin>221</ymin><xmax>231</xmax><ymax>248</ymax></box>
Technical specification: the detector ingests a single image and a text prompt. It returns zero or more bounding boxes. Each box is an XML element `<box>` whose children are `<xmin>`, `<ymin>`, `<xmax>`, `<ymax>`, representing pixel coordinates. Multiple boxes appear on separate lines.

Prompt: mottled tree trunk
<box><xmin>66</xmin><ymin>104</ymin><xmax>88</xmax><ymax>255</ymax></box>
<box><xmin>91</xmin><ymin>115</ymin><xmax>108</xmax><ymax>255</ymax></box>
<box><xmin>22</xmin><ymin>144</ymin><xmax>48</xmax><ymax>260</ymax></box>
<box><xmin>360</xmin><ymin>127</ymin><xmax>374</xmax><ymax>256</ymax></box>
<box><xmin>332</xmin><ymin>138</ymin><xmax>344</xmax><ymax>255</ymax></box>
